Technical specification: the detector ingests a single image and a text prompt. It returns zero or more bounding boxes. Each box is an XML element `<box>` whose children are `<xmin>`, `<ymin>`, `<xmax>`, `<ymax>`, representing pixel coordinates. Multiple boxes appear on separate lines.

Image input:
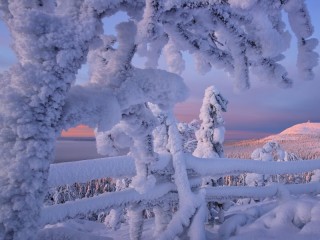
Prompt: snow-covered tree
<box><xmin>246</xmin><ymin>141</ymin><xmax>305</xmax><ymax>187</ymax></box>
<box><xmin>0</xmin><ymin>0</ymin><xmax>318</xmax><ymax>239</ymax></box>
<box><xmin>193</xmin><ymin>86</ymin><xmax>228</xmax><ymax>158</ymax></box>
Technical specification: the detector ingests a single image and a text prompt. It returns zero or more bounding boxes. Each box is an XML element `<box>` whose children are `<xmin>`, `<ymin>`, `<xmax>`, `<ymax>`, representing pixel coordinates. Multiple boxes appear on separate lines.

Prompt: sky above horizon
<box><xmin>1</xmin><ymin>1</ymin><xmax>319</xmax><ymax>140</ymax></box>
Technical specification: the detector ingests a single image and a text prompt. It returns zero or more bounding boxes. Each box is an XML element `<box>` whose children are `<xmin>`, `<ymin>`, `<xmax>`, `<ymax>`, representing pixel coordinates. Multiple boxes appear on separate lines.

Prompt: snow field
<box><xmin>45</xmin><ymin>152</ymin><xmax>320</xmax><ymax>231</ymax></box>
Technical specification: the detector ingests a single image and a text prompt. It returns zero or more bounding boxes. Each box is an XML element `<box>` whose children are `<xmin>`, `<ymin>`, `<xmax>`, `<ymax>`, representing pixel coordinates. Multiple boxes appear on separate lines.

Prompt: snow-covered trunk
<box><xmin>218</xmin><ymin>207</ymin><xmax>225</xmax><ymax>224</ymax></box>
<box><xmin>105</xmin><ymin>208</ymin><xmax>123</xmax><ymax>231</ymax></box>
<box><xmin>0</xmin><ymin>129</ymin><xmax>55</xmax><ymax>240</ymax></box>
<box><xmin>188</xmin><ymin>190</ymin><xmax>207</xmax><ymax>240</ymax></box>
<box><xmin>158</xmin><ymin>112</ymin><xmax>205</xmax><ymax>239</ymax></box>
<box><xmin>130</xmin><ymin>134</ymin><xmax>155</xmax><ymax>193</ymax></box>
<box><xmin>104</xmin><ymin>179</ymin><xmax>127</xmax><ymax>230</ymax></box>
<box><xmin>153</xmin><ymin>202</ymin><xmax>172</xmax><ymax>236</ymax></box>
<box><xmin>129</xmin><ymin>134</ymin><xmax>154</xmax><ymax>239</ymax></box>
<box><xmin>149</xmin><ymin>108</ymin><xmax>174</xmax><ymax>236</ymax></box>
<box><xmin>0</xmin><ymin>1</ymin><xmax>99</xmax><ymax>239</ymax></box>
<box><xmin>128</xmin><ymin>204</ymin><xmax>144</xmax><ymax>240</ymax></box>
<box><xmin>121</xmin><ymin>104</ymin><xmax>157</xmax><ymax>240</ymax></box>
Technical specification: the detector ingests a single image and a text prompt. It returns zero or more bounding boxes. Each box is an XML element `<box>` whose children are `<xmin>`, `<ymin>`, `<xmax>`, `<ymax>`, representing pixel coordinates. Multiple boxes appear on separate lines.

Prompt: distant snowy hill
<box><xmin>225</xmin><ymin>122</ymin><xmax>320</xmax><ymax>160</ymax></box>
<box><xmin>265</xmin><ymin>122</ymin><xmax>320</xmax><ymax>141</ymax></box>
<box><xmin>279</xmin><ymin>122</ymin><xmax>320</xmax><ymax>135</ymax></box>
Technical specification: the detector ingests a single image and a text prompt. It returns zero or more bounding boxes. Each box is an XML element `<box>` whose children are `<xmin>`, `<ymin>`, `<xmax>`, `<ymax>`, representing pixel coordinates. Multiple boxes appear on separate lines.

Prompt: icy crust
<box><xmin>116</xmin><ymin>68</ymin><xmax>188</xmax><ymax>110</ymax></box>
<box><xmin>186</xmin><ymin>154</ymin><xmax>320</xmax><ymax>177</ymax></box>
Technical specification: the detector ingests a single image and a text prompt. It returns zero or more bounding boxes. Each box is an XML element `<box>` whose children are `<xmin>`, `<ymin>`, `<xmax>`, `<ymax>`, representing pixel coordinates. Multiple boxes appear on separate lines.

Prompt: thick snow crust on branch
<box><xmin>48</xmin><ymin>156</ymin><xmax>135</xmax><ymax>187</ymax></box>
<box><xmin>206</xmin><ymin>182</ymin><xmax>320</xmax><ymax>202</ymax></box>
<box><xmin>41</xmin><ymin>182</ymin><xmax>175</xmax><ymax>225</ymax></box>
<box><xmin>186</xmin><ymin>155</ymin><xmax>320</xmax><ymax>177</ymax></box>
<box><xmin>48</xmin><ymin>153</ymin><xmax>171</xmax><ymax>187</ymax></box>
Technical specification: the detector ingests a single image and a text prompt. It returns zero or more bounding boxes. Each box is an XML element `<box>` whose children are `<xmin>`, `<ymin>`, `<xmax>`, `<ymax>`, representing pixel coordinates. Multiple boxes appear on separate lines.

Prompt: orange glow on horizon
<box><xmin>61</xmin><ymin>125</ymin><xmax>94</xmax><ymax>138</ymax></box>
<box><xmin>61</xmin><ymin>124</ymin><xmax>270</xmax><ymax>141</ymax></box>
<box><xmin>61</xmin><ymin>103</ymin><xmax>272</xmax><ymax>141</ymax></box>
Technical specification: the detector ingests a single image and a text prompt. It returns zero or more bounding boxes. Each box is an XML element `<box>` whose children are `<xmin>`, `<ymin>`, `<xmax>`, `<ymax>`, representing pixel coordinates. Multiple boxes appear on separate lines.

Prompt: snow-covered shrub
<box><xmin>245</xmin><ymin>141</ymin><xmax>311</xmax><ymax>188</ymax></box>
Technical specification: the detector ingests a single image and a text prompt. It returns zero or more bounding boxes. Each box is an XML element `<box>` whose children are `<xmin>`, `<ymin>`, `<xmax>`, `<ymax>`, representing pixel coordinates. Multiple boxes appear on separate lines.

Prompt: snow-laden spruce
<box><xmin>193</xmin><ymin>86</ymin><xmax>228</xmax><ymax>158</ymax></box>
<box><xmin>0</xmin><ymin>0</ymin><xmax>318</xmax><ymax>239</ymax></box>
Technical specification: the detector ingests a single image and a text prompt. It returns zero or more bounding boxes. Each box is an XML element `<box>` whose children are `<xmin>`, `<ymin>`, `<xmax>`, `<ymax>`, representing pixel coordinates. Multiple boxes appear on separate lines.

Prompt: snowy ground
<box><xmin>38</xmin><ymin>218</ymin><xmax>159</xmax><ymax>240</ymax></box>
<box><xmin>50</xmin><ymin>123</ymin><xmax>320</xmax><ymax>239</ymax></box>
<box><xmin>38</xmin><ymin>195</ymin><xmax>320</xmax><ymax>240</ymax></box>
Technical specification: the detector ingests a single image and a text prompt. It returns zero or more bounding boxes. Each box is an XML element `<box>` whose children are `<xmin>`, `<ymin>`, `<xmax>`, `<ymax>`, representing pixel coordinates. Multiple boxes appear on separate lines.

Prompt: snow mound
<box><xmin>279</xmin><ymin>122</ymin><xmax>320</xmax><ymax>136</ymax></box>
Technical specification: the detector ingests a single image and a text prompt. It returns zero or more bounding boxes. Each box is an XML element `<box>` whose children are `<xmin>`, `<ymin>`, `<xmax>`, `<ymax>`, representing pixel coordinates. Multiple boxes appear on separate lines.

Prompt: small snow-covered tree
<box><xmin>193</xmin><ymin>86</ymin><xmax>228</xmax><ymax>158</ymax></box>
<box><xmin>247</xmin><ymin>141</ymin><xmax>285</xmax><ymax>187</ymax></box>
<box><xmin>192</xmin><ymin>86</ymin><xmax>229</xmax><ymax>225</ymax></box>
<box><xmin>246</xmin><ymin>141</ymin><xmax>305</xmax><ymax>187</ymax></box>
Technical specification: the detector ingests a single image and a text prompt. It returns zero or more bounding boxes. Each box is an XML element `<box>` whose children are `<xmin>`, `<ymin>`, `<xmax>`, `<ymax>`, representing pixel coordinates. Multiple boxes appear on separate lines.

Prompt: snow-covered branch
<box><xmin>205</xmin><ymin>182</ymin><xmax>320</xmax><ymax>201</ymax></box>
<box><xmin>186</xmin><ymin>155</ymin><xmax>320</xmax><ymax>177</ymax></box>
<box><xmin>41</xmin><ymin>182</ymin><xmax>175</xmax><ymax>225</ymax></box>
<box><xmin>48</xmin><ymin>156</ymin><xmax>135</xmax><ymax>187</ymax></box>
<box><xmin>48</xmin><ymin>153</ymin><xmax>172</xmax><ymax>187</ymax></box>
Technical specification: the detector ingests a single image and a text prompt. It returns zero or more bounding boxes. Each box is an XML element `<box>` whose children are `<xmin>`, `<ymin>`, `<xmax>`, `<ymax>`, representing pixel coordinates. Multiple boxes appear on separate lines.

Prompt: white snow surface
<box><xmin>38</xmin><ymin>195</ymin><xmax>320</xmax><ymax>240</ymax></box>
<box><xmin>279</xmin><ymin>122</ymin><xmax>320</xmax><ymax>136</ymax></box>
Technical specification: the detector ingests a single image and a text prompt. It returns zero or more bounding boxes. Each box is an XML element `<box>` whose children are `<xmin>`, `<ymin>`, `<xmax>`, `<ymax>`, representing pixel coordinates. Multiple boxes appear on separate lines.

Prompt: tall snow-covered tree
<box><xmin>0</xmin><ymin>1</ymin><xmax>104</xmax><ymax>239</ymax></box>
<box><xmin>193</xmin><ymin>86</ymin><xmax>228</xmax><ymax>158</ymax></box>
<box><xmin>0</xmin><ymin>0</ymin><xmax>318</xmax><ymax>239</ymax></box>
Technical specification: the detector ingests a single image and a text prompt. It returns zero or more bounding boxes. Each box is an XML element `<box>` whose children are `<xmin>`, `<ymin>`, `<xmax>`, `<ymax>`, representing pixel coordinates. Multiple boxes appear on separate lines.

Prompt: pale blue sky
<box><xmin>0</xmin><ymin>1</ymin><xmax>319</xmax><ymax>140</ymax></box>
